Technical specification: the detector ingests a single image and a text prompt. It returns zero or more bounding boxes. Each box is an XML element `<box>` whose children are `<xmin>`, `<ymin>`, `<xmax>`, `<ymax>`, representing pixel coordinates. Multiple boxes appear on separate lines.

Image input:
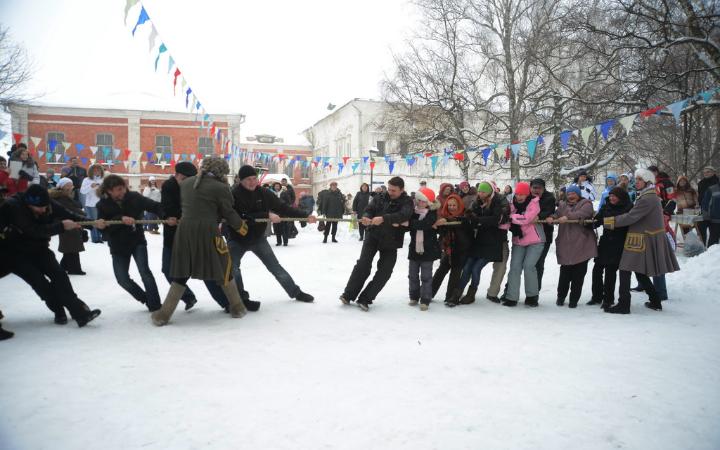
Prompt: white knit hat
<box><xmin>56</xmin><ymin>177</ymin><xmax>73</xmax><ymax>189</ymax></box>
<box><xmin>634</xmin><ymin>168</ymin><xmax>655</xmax><ymax>185</ymax></box>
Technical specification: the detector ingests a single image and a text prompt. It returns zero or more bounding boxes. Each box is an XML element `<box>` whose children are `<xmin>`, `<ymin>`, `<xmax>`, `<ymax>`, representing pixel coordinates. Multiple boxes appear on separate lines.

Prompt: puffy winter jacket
<box><xmin>407</xmin><ymin>208</ymin><xmax>441</xmax><ymax>261</ymax></box>
<box><xmin>591</xmin><ymin>190</ymin><xmax>633</xmax><ymax>266</ymax></box>
<box><xmin>463</xmin><ymin>193</ymin><xmax>510</xmax><ymax>261</ymax></box>
<box><xmin>97</xmin><ymin>191</ymin><xmax>164</xmax><ymax>256</ymax></box>
<box><xmin>510</xmin><ymin>196</ymin><xmax>545</xmax><ymax>246</ymax></box>
<box><xmin>363</xmin><ymin>191</ymin><xmax>414</xmax><ymax>250</ymax></box>
<box><xmin>701</xmin><ymin>183</ymin><xmax>720</xmax><ymax>223</ymax></box>
<box><xmin>598</xmin><ymin>174</ymin><xmax>618</xmax><ymax>209</ymax></box>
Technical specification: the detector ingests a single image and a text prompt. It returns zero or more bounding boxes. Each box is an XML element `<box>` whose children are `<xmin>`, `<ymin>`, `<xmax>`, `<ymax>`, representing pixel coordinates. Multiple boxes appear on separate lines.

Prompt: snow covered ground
<box><xmin>1</xmin><ymin>224</ymin><xmax>719</xmax><ymax>450</ymax></box>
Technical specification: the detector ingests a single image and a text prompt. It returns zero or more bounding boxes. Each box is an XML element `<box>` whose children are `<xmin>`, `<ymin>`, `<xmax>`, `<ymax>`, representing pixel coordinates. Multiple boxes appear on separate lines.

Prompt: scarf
<box><xmin>510</xmin><ymin>196</ymin><xmax>531</xmax><ymax>239</ymax></box>
<box><xmin>415</xmin><ymin>205</ymin><xmax>428</xmax><ymax>255</ymax></box>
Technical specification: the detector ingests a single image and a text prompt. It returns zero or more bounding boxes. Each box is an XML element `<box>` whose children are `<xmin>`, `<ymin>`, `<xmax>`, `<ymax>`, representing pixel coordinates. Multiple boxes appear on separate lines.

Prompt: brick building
<box><xmin>8</xmin><ymin>103</ymin><xmax>244</xmax><ymax>189</ymax></box>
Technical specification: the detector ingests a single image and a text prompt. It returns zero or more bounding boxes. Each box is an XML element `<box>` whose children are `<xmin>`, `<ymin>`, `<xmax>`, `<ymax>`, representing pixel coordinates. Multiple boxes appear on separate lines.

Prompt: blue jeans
<box><xmin>653</xmin><ymin>275</ymin><xmax>668</xmax><ymax>301</ymax></box>
<box><xmin>506</xmin><ymin>243</ymin><xmax>544</xmax><ymax>301</ymax></box>
<box><xmin>161</xmin><ymin>246</ymin><xmax>228</xmax><ymax>308</ymax></box>
<box><xmin>458</xmin><ymin>257</ymin><xmax>490</xmax><ymax>292</ymax></box>
<box><xmin>84</xmin><ymin>206</ymin><xmax>102</xmax><ymax>243</ymax></box>
<box><xmin>112</xmin><ymin>244</ymin><xmax>161</xmax><ymax>310</ymax></box>
<box><xmin>228</xmin><ymin>238</ymin><xmax>300</xmax><ymax>299</ymax></box>
<box><xmin>144</xmin><ymin>212</ymin><xmax>159</xmax><ymax>231</ymax></box>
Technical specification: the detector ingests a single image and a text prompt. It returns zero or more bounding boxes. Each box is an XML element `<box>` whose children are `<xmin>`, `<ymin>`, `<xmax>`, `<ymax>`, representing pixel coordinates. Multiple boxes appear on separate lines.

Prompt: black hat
<box><xmin>530</xmin><ymin>178</ymin><xmax>546</xmax><ymax>187</ymax></box>
<box><xmin>577</xmin><ymin>169</ymin><xmax>588</xmax><ymax>177</ymax></box>
<box><xmin>175</xmin><ymin>161</ymin><xmax>198</xmax><ymax>177</ymax></box>
<box><xmin>647</xmin><ymin>165</ymin><xmax>659</xmax><ymax>173</ymax></box>
<box><xmin>24</xmin><ymin>184</ymin><xmax>50</xmax><ymax>207</ymax></box>
<box><xmin>238</xmin><ymin>165</ymin><xmax>258</xmax><ymax>180</ymax></box>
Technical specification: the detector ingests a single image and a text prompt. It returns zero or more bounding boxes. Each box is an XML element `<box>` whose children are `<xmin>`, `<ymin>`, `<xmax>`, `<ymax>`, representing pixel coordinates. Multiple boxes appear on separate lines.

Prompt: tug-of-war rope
<box><xmin>75</xmin><ymin>218</ymin><xmax>593</xmax><ymax>226</ymax></box>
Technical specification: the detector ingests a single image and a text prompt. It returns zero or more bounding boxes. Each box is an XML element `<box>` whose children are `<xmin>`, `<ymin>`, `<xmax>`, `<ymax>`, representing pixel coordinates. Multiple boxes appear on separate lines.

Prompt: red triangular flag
<box><xmin>170</xmin><ymin>158</ymin><xmax>176</xmax><ymax>167</ymax></box>
<box><xmin>196</xmin><ymin>152</ymin><xmax>203</xmax><ymax>161</ymax></box>
<box><xmin>342</xmin><ymin>156</ymin><xmax>350</xmax><ymax>165</ymax></box>
<box><xmin>640</xmin><ymin>105</ymin><xmax>663</xmax><ymax>119</ymax></box>
<box><xmin>505</xmin><ymin>147</ymin><xmax>511</xmax><ymax>160</ymax></box>
<box><xmin>369</xmin><ymin>161</ymin><xmax>376</xmax><ymax>170</ymax></box>
<box><xmin>173</xmin><ymin>68</ymin><xmax>181</xmax><ymax>95</ymax></box>
<box><xmin>123</xmin><ymin>149</ymin><xmax>131</xmax><ymax>160</ymax></box>
<box><xmin>13</xmin><ymin>133</ymin><xmax>24</xmax><ymax>144</ymax></box>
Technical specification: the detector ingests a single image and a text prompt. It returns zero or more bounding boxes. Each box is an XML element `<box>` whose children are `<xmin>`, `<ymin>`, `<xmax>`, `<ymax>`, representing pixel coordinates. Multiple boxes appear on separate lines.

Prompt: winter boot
<box><xmin>601</xmin><ymin>300</ymin><xmax>614</xmax><ymax>311</ymax></box>
<box><xmin>502</xmin><ymin>299</ymin><xmax>518</xmax><ymax>307</ymax></box>
<box><xmin>586</xmin><ymin>298</ymin><xmax>602</xmax><ymax>306</ymax></box>
<box><xmin>568</xmin><ymin>300</ymin><xmax>579</xmax><ymax>309</ymax></box>
<box><xmin>221</xmin><ymin>283</ymin><xmax>248</xmax><ymax>318</ymax></box>
<box><xmin>445</xmin><ymin>289</ymin><xmax>461</xmax><ymax>307</ymax></box>
<box><xmin>183</xmin><ymin>297</ymin><xmax>198</xmax><ymax>311</ymax></box>
<box><xmin>152</xmin><ymin>282</ymin><xmax>187</xmax><ymax>326</ymax></box>
<box><xmin>357</xmin><ymin>299</ymin><xmax>369</xmax><ymax>311</ymax></box>
<box><xmin>323</xmin><ymin>236</ymin><xmax>328</xmax><ymax>244</ymax></box>
<box><xmin>408</xmin><ymin>299</ymin><xmax>419</xmax><ymax>306</ymax></box>
<box><xmin>486</xmin><ymin>295</ymin><xmax>501</xmax><ymax>304</ymax></box>
<box><xmin>0</xmin><ymin>324</ymin><xmax>14</xmax><ymax>341</ymax></box>
<box><xmin>76</xmin><ymin>309</ymin><xmax>102</xmax><ymax>327</ymax></box>
<box><xmin>644</xmin><ymin>301</ymin><xmax>662</xmax><ymax>311</ymax></box>
<box><xmin>459</xmin><ymin>287</ymin><xmax>477</xmax><ymax>305</ymax></box>
<box><xmin>606</xmin><ymin>304</ymin><xmax>630</xmax><ymax>314</ymax></box>
<box><xmin>332</xmin><ymin>236</ymin><xmax>338</xmax><ymax>243</ymax></box>
<box><xmin>419</xmin><ymin>302</ymin><xmax>429</xmax><ymax>311</ymax></box>
<box><xmin>54</xmin><ymin>312</ymin><xmax>68</xmax><ymax>325</ymax></box>
<box><xmin>556</xmin><ymin>298</ymin><xmax>565</xmax><ymax>307</ymax></box>
<box><xmin>242</xmin><ymin>297</ymin><xmax>261</xmax><ymax>312</ymax></box>
<box><xmin>630</xmin><ymin>285</ymin><xmax>644</xmax><ymax>292</ymax></box>
<box><xmin>340</xmin><ymin>294</ymin><xmax>351</xmax><ymax>305</ymax></box>
<box><xmin>524</xmin><ymin>296</ymin><xmax>539</xmax><ymax>307</ymax></box>
<box><xmin>295</xmin><ymin>291</ymin><xmax>314</xmax><ymax>303</ymax></box>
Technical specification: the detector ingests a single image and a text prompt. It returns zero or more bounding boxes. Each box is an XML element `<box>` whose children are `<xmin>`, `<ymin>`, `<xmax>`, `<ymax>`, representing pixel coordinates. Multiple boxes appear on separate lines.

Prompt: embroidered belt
<box><xmin>623</xmin><ymin>228</ymin><xmax>664</xmax><ymax>252</ymax></box>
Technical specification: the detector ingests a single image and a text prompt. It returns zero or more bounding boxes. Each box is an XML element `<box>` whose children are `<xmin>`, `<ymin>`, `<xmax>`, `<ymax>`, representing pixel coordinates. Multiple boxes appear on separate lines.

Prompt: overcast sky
<box><xmin>1</xmin><ymin>0</ymin><xmax>415</xmax><ymax>145</ymax></box>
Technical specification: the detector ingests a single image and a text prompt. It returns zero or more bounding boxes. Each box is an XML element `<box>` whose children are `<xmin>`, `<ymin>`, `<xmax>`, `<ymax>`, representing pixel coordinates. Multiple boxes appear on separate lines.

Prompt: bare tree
<box><xmin>0</xmin><ymin>25</ymin><xmax>32</xmax><ymax>113</ymax></box>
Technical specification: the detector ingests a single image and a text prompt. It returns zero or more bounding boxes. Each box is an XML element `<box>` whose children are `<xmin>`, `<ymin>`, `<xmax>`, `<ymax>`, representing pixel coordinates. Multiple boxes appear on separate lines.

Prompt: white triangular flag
<box><xmin>160</xmin><ymin>161</ymin><xmax>167</xmax><ymax>169</ymax></box>
<box><xmin>30</xmin><ymin>136</ymin><xmax>42</xmax><ymax>148</ymax></box>
<box><xmin>174</xmin><ymin>154</ymin><xmax>181</xmax><ymax>161</ymax></box>
<box><xmin>62</xmin><ymin>141</ymin><xmax>72</xmax><ymax>151</ymax></box>
<box><xmin>619</xmin><ymin>114</ymin><xmax>637</xmax><ymax>134</ymax></box>
<box><xmin>90</xmin><ymin>158</ymin><xmax>96</xmax><ymax>165</ymax></box>
<box><xmin>148</xmin><ymin>25</ymin><xmax>158</xmax><ymax>52</ymax></box>
<box><xmin>56</xmin><ymin>153</ymin><xmax>63</xmax><ymax>162</ymax></box>
<box><xmin>113</xmin><ymin>148</ymin><xmax>121</xmax><ymax>159</ymax></box>
<box><xmin>38</xmin><ymin>151</ymin><xmax>45</xmax><ymax>159</ymax></box>
<box><xmin>543</xmin><ymin>134</ymin><xmax>555</xmax><ymax>153</ymax></box>
<box><xmin>156</xmin><ymin>153</ymin><xmax>162</xmax><ymax>162</ymax></box>
<box><xmin>580</xmin><ymin>127</ymin><xmax>594</xmax><ymax>145</ymax></box>
<box><xmin>142</xmin><ymin>161</ymin><xmax>148</xmax><ymax>169</ymax></box>
<box><xmin>90</xmin><ymin>146</ymin><xmax>98</xmax><ymax>155</ymax></box>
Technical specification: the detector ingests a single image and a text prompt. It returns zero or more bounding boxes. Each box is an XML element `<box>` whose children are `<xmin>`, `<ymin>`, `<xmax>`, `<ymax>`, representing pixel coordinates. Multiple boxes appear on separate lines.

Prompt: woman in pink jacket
<box><xmin>502</xmin><ymin>182</ymin><xmax>546</xmax><ymax>307</ymax></box>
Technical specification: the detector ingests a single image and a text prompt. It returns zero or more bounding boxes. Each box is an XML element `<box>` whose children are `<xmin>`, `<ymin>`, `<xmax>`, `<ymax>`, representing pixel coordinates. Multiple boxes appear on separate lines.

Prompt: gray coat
<box><xmin>554</xmin><ymin>198</ymin><xmax>597</xmax><ymax>265</ymax></box>
<box><xmin>170</xmin><ymin>174</ymin><xmax>246</xmax><ymax>282</ymax></box>
<box><xmin>49</xmin><ymin>189</ymin><xmax>85</xmax><ymax>254</ymax></box>
<box><xmin>608</xmin><ymin>186</ymin><xmax>680</xmax><ymax>277</ymax></box>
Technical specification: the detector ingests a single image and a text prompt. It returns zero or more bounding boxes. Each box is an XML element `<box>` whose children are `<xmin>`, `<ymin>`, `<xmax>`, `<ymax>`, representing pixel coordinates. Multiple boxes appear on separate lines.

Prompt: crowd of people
<box><xmin>1</xmin><ymin>139</ymin><xmax>718</xmax><ymax>339</ymax></box>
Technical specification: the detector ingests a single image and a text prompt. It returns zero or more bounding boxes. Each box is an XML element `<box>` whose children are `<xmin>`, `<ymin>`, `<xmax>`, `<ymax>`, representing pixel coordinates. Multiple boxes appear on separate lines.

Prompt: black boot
<box><xmin>586</xmin><ymin>298</ymin><xmax>602</xmax><ymax>306</ymax></box>
<box><xmin>459</xmin><ymin>287</ymin><xmax>477</xmax><ymax>305</ymax></box>
<box><xmin>295</xmin><ymin>291</ymin><xmax>314</xmax><ymax>303</ymax></box>
<box><xmin>242</xmin><ymin>297</ymin><xmax>261</xmax><ymax>312</ymax></box>
<box><xmin>556</xmin><ymin>298</ymin><xmax>565</xmax><ymax>306</ymax></box>
<box><xmin>487</xmin><ymin>295</ymin><xmax>501</xmax><ymax>304</ymax></box>
<box><xmin>630</xmin><ymin>285</ymin><xmax>644</xmax><ymax>292</ymax></box>
<box><xmin>323</xmin><ymin>236</ymin><xmax>328</xmax><ymax>243</ymax></box>
<box><xmin>644</xmin><ymin>301</ymin><xmax>662</xmax><ymax>311</ymax></box>
<box><xmin>524</xmin><ymin>296</ymin><xmax>539</xmax><ymax>307</ymax></box>
<box><xmin>75</xmin><ymin>309</ymin><xmax>102</xmax><ymax>327</ymax></box>
<box><xmin>601</xmin><ymin>301</ymin><xmax>614</xmax><ymax>311</ymax></box>
<box><xmin>606</xmin><ymin>304</ymin><xmax>630</xmax><ymax>314</ymax></box>
<box><xmin>54</xmin><ymin>313</ymin><xmax>68</xmax><ymax>325</ymax></box>
<box><xmin>332</xmin><ymin>236</ymin><xmax>338</xmax><ymax>243</ymax></box>
<box><xmin>183</xmin><ymin>297</ymin><xmax>198</xmax><ymax>311</ymax></box>
<box><xmin>568</xmin><ymin>299</ymin><xmax>579</xmax><ymax>309</ymax></box>
<box><xmin>0</xmin><ymin>324</ymin><xmax>14</xmax><ymax>341</ymax></box>
<box><xmin>446</xmin><ymin>289</ymin><xmax>461</xmax><ymax>307</ymax></box>
<box><xmin>502</xmin><ymin>299</ymin><xmax>518</xmax><ymax>307</ymax></box>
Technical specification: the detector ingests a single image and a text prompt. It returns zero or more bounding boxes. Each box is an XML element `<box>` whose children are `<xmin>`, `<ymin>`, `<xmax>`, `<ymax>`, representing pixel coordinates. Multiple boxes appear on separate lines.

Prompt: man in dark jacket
<box><xmin>340</xmin><ymin>176</ymin><xmax>413</xmax><ymax>311</ymax></box>
<box><xmin>698</xmin><ymin>166</ymin><xmax>719</xmax><ymax>245</ymax></box>
<box><xmin>63</xmin><ymin>157</ymin><xmax>87</xmax><ymax>201</ymax></box>
<box><xmin>319</xmin><ymin>181</ymin><xmax>345</xmax><ymax>243</ymax></box>
<box><xmin>225</xmin><ymin>165</ymin><xmax>316</xmax><ymax>304</ymax></box>
<box><xmin>0</xmin><ymin>185</ymin><xmax>101</xmax><ymax>327</ymax></box>
<box><xmin>530</xmin><ymin>178</ymin><xmax>556</xmax><ymax>290</ymax></box>
<box><xmin>160</xmin><ymin>162</ymin><xmax>240</xmax><ymax>311</ymax></box>
<box><xmin>96</xmin><ymin>175</ymin><xmax>172</xmax><ymax>312</ymax></box>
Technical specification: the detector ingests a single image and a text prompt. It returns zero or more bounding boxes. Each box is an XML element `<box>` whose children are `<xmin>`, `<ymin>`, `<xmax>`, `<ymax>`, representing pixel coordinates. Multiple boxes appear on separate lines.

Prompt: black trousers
<box><xmin>557</xmin><ymin>260</ymin><xmax>589</xmax><ymax>304</ymax></box>
<box><xmin>12</xmin><ymin>248</ymin><xmax>91</xmax><ymax>319</ymax></box>
<box><xmin>431</xmin><ymin>253</ymin><xmax>465</xmax><ymax>300</ymax></box>
<box><xmin>618</xmin><ymin>270</ymin><xmax>659</xmax><ymax>309</ymax></box>
<box><xmin>324</xmin><ymin>221</ymin><xmax>338</xmax><ymax>237</ymax></box>
<box><xmin>343</xmin><ymin>236</ymin><xmax>398</xmax><ymax>303</ymax></box>
<box><xmin>357</xmin><ymin>214</ymin><xmax>367</xmax><ymax>239</ymax></box>
<box><xmin>709</xmin><ymin>223</ymin><xmax>720</xmax><ymax>247</ymax></box>
<box><xmin>591</xmin><ymin>261</ymin><xmax>618</xmax><ymax>305</ymax></box>
<box><xmin>273</xmin><ymin>222</ymin><xmax>289</xmax><ymax>245</ymax></box>
<box><xmin>60</xmin><ymin>252</ymin><xmax>83</xmax><ymax>273</ymax></box>
<box><xmin>535</xmin><ymin>238</ymin><xmax>552</xmax><ymax>290</ymax></box>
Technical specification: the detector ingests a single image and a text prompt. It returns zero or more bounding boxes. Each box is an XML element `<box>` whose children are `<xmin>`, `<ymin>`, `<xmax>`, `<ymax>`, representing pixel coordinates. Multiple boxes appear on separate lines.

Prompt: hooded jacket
<box><xmin>598</xmin><ymin>174</ymin><xmax>618</xmax><ymax>209</ymax></box>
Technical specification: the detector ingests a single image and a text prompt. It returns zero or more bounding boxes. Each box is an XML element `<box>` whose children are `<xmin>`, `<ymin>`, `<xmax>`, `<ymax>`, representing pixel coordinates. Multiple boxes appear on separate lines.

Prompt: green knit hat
<box><xmin>477</xmin><ymin>181</ymin><xmax>493</xmax><ymax>194</ymax></box>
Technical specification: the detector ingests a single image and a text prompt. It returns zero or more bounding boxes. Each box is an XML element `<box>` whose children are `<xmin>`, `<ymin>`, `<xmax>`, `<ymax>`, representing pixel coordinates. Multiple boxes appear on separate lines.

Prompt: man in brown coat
<box><xmin>603</xmin><ymin>168</ymin><xmax>680</xmax><ymax>314</ymax></box>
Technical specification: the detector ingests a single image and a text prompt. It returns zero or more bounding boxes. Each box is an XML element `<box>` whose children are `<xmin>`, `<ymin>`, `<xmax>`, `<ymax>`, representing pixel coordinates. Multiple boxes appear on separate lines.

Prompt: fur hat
<box><xmin>201</xmin><ymin>156</ymin><xmax>229</xmax><ymax>178</ymax></box>
<box><xmin>237</xmin><ymin>165</ymin><xmax>257</xmax><ymax>180</ymax></box>
<box><xmin>634</xmin><ymin>168</ymin><xmax>655</xmax><ymax>185</ymax></box>
<box><xmin>175</xmin><ymin>161</ymin><xmax>197</xmax><ymax>178</ymax></box>
<box><xmin>415</xmin><ymin>187</ymin><xmax>436</xmax><ymax>203</ymax></box>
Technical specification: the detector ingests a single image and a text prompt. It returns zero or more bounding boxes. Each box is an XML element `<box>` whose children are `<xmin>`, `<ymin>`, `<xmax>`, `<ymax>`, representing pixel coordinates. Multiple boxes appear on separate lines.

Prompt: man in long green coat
<box><xmin>152</xmin><ymin>157</ymin><xmax>249</xmax><ymax>326</ymax></box>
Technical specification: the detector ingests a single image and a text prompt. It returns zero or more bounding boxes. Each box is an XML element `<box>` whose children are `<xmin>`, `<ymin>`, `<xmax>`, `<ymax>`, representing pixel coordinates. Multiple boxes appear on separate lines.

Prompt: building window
<box><xmin>198</xmin><ymin>137</ymin><xmax>214</xmax><ymax>155</ymax></box>
<box><xmin>285</xmin><ymin>160</ymin><xmax>295</xmax><ymax>178</ymax></box>
<box><xmin>376</xmin><ymin>140</ymin><xmax>386</xmax><ymax>156</ymax></box>
<box><xmin>46</xmin><ymin>132</ymin><xmax>65</xmax><ymax>159</ymax></box>
<box><xmin>155</xmin><ymin>135</ymin><xmax>172</xmax><ymax>162</ymax></box>
<box><xmin>300</xmin><ymin>162</ymin><xmax>311</xmax><ymax>179</ymax></box>
<box><xmin>96</xmin><ymin>133</ymin><xmax>113</xmax><ymax>161</ymax></box>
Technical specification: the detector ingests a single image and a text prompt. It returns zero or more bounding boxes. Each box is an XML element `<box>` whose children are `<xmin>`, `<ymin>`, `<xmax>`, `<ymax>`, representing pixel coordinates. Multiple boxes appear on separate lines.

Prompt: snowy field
<box><xmin>1</xmin><ymin>224</ymin><xmax>719</xmax><ymax>450</ymax></box>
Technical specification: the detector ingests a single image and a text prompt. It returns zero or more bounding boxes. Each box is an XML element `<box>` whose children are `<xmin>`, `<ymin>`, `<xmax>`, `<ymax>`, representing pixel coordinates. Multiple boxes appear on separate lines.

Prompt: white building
<box><xmin>304</xmin><ymin>99</ymin><xmax>469</xmax><ymax>196</ymax></box>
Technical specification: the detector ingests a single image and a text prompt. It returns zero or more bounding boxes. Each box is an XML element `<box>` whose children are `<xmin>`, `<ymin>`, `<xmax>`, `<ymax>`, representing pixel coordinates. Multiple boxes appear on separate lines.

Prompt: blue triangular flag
<box><xmin>81</xmin><ymin>157</ymin><xmax>88</xmax><ymax>165</ymax></box>
<box><xmin>560</xmin><ymin>130</ymin><xmax>572</xmax><ymax>150</ymax></box>
<box><xmin>362</xmin><ymin>156</ymin><xmax>369</xmax><ymax>164</ymax></box>
<box><xmin>131</xmin><ymin>7</ymin><xmax>150</xmax><ymax>36</ymax></box>
<box><xmin>388</xmin><ymin>160</ymin><xmax>395</xmax><ymax>174</ymax></box>
<box><xmin>185</xmin><ymin>88</ymin><xmax>192</xmax><ymax>108</ymax></box>
<box><xmin>599</xmin><ymin>119</ymin><xmax>616</xmax><ymax>140</ymax></box>
<box><xmin>699</xmin><ymin>89</ymin><xmax>715</xmax><ymax>104</ymax></box>
<box><xmin>526</xmin><ymin>139</ymin><xmax>537</xmax><ymax>160</ymax></box>
<box><xmin>510</xmin><ymin>143</ymin><xmax>521</xmax><ymax>158</ymax></box>
<box><xmin>48</xmin><ymin>139</ymin><xmax>58</xmax><ymax>151</ymax></box>
<box><xmin>75</xmin><ymin>143</ymin><xmax>85</xmax><ymax>151</ymax></box>
<box><xmin>154</xmin><ymin>43</ymin><xmax>167</xmax><ymax>72</ymax></box>
<box><xmin>667</xmin><ymin>99</ymin><xmax>688</xmax><ymax>124</ymax></box>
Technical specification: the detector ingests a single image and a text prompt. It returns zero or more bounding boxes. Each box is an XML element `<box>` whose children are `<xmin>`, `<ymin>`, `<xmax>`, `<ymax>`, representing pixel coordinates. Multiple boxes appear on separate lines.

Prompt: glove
<box><xmin>82</xmin><ymin>229</ymin><xmax>89</xmax><ymax>242</ymax></box>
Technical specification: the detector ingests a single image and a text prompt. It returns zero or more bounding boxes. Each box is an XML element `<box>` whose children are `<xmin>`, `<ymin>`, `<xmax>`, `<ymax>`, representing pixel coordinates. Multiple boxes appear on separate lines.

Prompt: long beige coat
<box><xmin>607</xmin><ymin>186</ymin><xmax>680</xmax><ymax>277</ymax></box>
<box><xmin>170</xmin><ymin>174</ymin><xmax>246</xmax><ymax>282</ymax></box>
